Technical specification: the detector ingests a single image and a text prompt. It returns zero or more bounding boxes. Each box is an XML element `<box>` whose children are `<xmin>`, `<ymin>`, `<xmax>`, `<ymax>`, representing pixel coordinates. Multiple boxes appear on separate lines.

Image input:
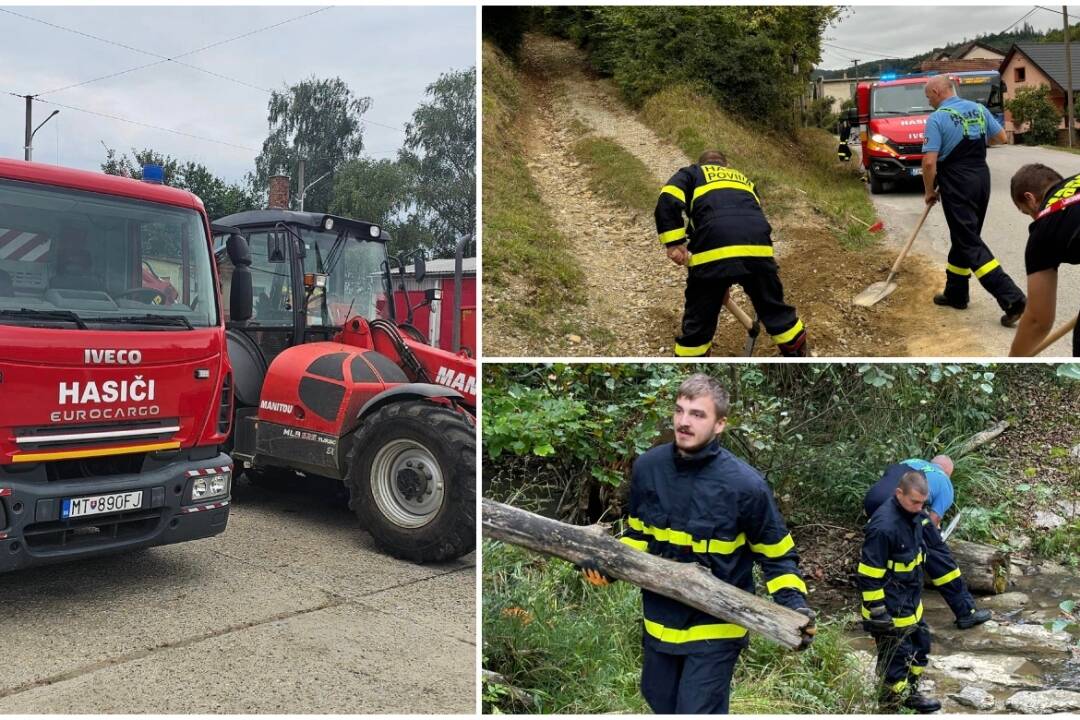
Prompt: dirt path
<box><xmin>505</xmin><ymin>35</ymin><xmax>988</xmax><ymax>357</ymax></box>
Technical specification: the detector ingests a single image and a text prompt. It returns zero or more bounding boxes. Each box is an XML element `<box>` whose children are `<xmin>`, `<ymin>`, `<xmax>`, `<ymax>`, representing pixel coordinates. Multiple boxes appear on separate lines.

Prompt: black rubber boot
<box><xmin>904</xmin><ymin>692</ymin><xmax>942</xmax><ymax>714</ymax></box>
<box><xmin>933</xmin><ymin>293</ymin><xmax>968</xmax><ymax>310</ymax></box>
<box><xmin>956</xmin><ymin>608</ymin><xmax>992</xmax><ymax>629</ymax></box>
<box><xmin>1000</xmin><ymin>298</ymin><xmax>1026</xmax><ymax>328</ymax></box>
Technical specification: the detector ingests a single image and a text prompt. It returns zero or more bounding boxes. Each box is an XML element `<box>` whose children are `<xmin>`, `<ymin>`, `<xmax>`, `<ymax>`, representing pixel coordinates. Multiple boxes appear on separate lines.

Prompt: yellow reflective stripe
<box><xmin>627</xmin><ymin>516</ymin><xmax>645</xmax><ymax>531</ymax></box>
<box><xmin>770</xmin><ymin>320</ymin><xmax>805</xmax><ymax>345</ymax></box>
<box><xmin>659</xmin><ymin>227</ymin><xmax>687</xmax><ymax>245</ymax></box>
<box><xmin>687</xmin><ymin>244</ymin><xmax>774</xmax><ymax>267</ymax></box>
<box><xmin>706</xmin><ymin>534</ymin><xmax>747</xmax><ymax>554</ymax></box>
<box><xmin>660</xmin><ymin>184</ymin><xmax>686</xmax><ymax>204</ymax></box>
<box><xmin>691</xmin><ymin>180</ymin><xmax>760</xmax><ymax>209</ymax></box>
<box><xmin>890</xmin><ymin>679</ymin><xmax>909</xmax><ymax>694</ymax></box>
<box><xmin>749</xmin><ymin>533</ymin><xmax>795</xmax><ymax>558</ymax></box>
<box><xmin>862</xmin><ymin>588</ymin><xmax>886</xmax><ymax>602</ymax></box>
<box><xmin>858</xmin><ymin>563</ymin><xmax>887</xmax><ymax>579</ymax></box>
<box><xmin>674</xmin><ymin>341</ymin><xmax>711</xmax><ymax>357</ymax></box>
<box><xmin>620</xmin><ymin>536</ymin><xmax>649</xmax><ymax>552</ymax></box>
<box><xmin>631</xmin><ymin>519</ymin><xmax>747</xmax><ymax>555</ymax></box>
<box><xmin>644</xmin><ymin>618</ymin><xmax>747</xmax><ymax>643</ymax></box>
<box><xmin>910</xmin><ymin>664</ymin><xmax>925</xmax><ymax>676</ymax></box>
<box><xmin>946</xmin><ymin>263</ymin><xmax>971</xmax><ymax>276</ymax></box>
<box><xmin>931</xmin><ymin>567</ymin><xmax>962</xmax><ymax>586</ymax></box>
<box><xmin>765</xmin><ymin>573</ymin><xmax>807</xmax><ymax>595</ymax></box>
<box><xmin>860</xmin><ymin>602</ymin><xmax>923</xmax><ymax>627</ymax></box>
<box><xmin>921</xmin><ymin>518</ymin><xmax>930</xmax><ymax>526</ymax></box>
<box><xmin>13</xmin><ymin>441</ymin><xmax>181</xmax><ymax>463</ymax></box>
<box><xmin>974</xmin><ymin>258</ymin><xmax>1001</xmax><ymax>278</ymax></box>
<box><xmin>887</xmin><ymin>552</ymin><xmax>924</xmax><ymax>573</ymax></box>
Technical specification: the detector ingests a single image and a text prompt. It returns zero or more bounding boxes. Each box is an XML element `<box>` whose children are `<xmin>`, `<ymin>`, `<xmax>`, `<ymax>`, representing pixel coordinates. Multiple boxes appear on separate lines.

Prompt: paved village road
<box><xmin>0</xmin><ymin>476</ymin><xmax>475</xmax><ymax>713</ymax></box>
<box><xmin>864</xmin><ymin>143</ymin><xmax>1080</xmax><ymax>357</ymax></box>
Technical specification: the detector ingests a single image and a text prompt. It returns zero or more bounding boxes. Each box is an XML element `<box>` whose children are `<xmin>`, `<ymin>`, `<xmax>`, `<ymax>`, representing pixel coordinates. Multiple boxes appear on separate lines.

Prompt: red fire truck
<box><xmin>0</xmin><ymin>159</ymin><xmax>234</xmax><ymax>573</ymax></box>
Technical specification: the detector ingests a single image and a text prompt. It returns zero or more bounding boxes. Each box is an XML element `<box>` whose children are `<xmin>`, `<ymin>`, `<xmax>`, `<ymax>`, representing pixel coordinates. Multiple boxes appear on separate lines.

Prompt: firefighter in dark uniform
<box><xmin>858</xmin><ymin>471</ymin><xmax>942</xmax><ymax>714</ymax></box>
<box><xmin>864</xmin><ymin>457</ymin><xmax>991</xmax><ymax>629</ymax></box>
<box><xmin>655</xmin><ymin>150</ymin><xmax>808</xmax><ymax>357</ymax></box>
<box><xmin>1008</xmin><ymin>163</ymin><xmax>1080</xmax><ymax>356</ymax></box>
<box><xmin>922</xmin><ymin>75</ymin><xmax>1026</xmax><ymax>326</ymax></box>
<box><xmin>582</xmin><ymin>374</ymin><xmax>815</xmax><ymax>714</ymax></box>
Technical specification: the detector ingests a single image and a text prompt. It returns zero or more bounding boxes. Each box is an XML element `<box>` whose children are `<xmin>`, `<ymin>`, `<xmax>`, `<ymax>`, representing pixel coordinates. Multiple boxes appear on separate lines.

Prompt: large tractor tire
<box><xmin>345</xmin><ymin>400</ymin><xmax>475</xmax><ymax>563</ymax></box>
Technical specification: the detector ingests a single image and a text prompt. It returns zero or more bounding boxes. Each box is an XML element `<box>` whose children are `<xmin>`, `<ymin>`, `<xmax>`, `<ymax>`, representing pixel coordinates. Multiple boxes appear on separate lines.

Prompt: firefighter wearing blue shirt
<box><xmin>922</xmin><ymin>75</ymin><xmax>1026</xmax><ymax>326</ymax></box>
<box><xmin>863</xmin><ymin>456</ymin><xmax>991</xmax><ymax>630</ymax></box>
<box><xmin>581</xmin><ymin>374</ymin><xmax>815</xmax><ymax>714</ymax></box>
<box><xmin>858</xmin><ymin>471</ymin><xmax>942</xmax><ymax>714</ymax></box>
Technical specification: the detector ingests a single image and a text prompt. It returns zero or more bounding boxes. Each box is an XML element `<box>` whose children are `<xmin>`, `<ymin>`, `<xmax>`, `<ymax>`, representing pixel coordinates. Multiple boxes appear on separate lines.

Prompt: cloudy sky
<box><xmin>0</xmin><ymin>6</ymin><xmax>475</xmax><ymax>184</ymax></box>
<box><xmin>820</xmin><ymin>5</ymin><xmax>1069</xmax><ymax>71</ymax></box>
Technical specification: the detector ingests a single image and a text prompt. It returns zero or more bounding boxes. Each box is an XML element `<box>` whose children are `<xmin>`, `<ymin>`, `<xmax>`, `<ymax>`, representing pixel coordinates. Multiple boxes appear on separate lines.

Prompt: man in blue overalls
<box><xmin>922</xmin><ymin>75</ymin><xmax>1026</xmax><ymax>327</ymax></box>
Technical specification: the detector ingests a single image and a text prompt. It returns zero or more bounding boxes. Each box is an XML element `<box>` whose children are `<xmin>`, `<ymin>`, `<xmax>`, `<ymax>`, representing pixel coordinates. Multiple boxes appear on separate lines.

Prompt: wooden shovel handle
<box><xmin>1033</xmin><ymin>316</ymin><xmax>1078</xmax><ymax>356</ymax></box>
<box><xmin>886</xmin><ymin>202</ymin><xmax>933</xmax><ymax>279</ymax></box>
<box><xmin>723</xmin><ymin>297</ymin><xmax>755</xmax><ymax>330</ymax></box>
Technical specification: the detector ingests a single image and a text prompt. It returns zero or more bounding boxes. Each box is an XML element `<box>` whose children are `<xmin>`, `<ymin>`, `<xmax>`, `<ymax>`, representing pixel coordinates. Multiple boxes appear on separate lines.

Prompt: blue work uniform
<box><xmin>863</xmin><ymin>461</ymin><xmax>975</xmax><ymax>621</ymax></box>
<box><xmin>655</xmin><ymin>164</ymin><xmax>807</xmax><ymax>357</ymax></box>
<box><xmin>858</xmin><ymin>497</ymin><xmax>932</xmax><ymax>700</ymax></box>
<box><xmin>922</xmin><ymin>96</ymin><xmax>1025</xmax><ymax>312</ymax></box>
<box><xmin>621</xmin><ymin>440</ymin><xmax>808</xmax><ymax>714</ymax></box>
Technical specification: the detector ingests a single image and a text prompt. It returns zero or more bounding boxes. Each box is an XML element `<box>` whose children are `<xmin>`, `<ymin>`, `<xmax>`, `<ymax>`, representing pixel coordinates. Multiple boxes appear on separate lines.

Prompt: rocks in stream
<box><xmin>1034</xmin><ymin>511</ymin><xmax>1067</xmax><ymax>530</ymax></box>
<box><xmin>950</xmin><ymin>686</ymin><xmax>996</xmax><ymax>711</ymax></box>
<box><xmin>978</xmin><ymin>592</ymin><xmax>1030</xmax><ymax>610</ymax></box>
<box><xmin>1005</xmin><ymin>689</ymin><xmax>1080</xmax><ymax>714</ymax></box>
<box><xmin>931</xmin><ymin>653</ymin><xmax>1043</xmax><ymax>688</ymax></box>
<box><xmin>934</xmin><ymin>621</ymin><xmax>1074</xmax><ymax>656</ymax></box>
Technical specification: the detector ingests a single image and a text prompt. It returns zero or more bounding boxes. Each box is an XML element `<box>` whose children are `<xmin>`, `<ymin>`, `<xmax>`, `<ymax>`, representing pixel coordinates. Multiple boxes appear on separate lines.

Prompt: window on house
<box><xmin>1014</xmin><ymin>66</ymin><xmax>1026</xmax><ymax>82</ymax></box>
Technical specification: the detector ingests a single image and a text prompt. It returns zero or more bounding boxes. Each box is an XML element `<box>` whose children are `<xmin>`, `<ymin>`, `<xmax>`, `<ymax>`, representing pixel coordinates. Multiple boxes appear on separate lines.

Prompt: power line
<box><xmin>1001</xmin><ymin>6</ymin><xmax>1040</xmax><ymax>34</ymax></box>
<box><xmin>821</xmin><ymin>41</ymin><xmax>899</xmax><ymax>61</ymax></box>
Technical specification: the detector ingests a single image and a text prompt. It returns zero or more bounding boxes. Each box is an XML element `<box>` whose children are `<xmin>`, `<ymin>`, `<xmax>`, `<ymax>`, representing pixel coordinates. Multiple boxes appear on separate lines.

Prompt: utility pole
<box><xmin>296</xmin><ymin>157</ymin><xmax>305</xmax><ymax>211</ymax></box>
<box><xmin>1066</xmin><ymin>6</ymin><xmax>1075</xmax><ymax>148</ymax></box>
<box><xmin>23</xmin><ymin>95</ymin><xmax>59</xmax><ymax>162</ymax></box>
<box><xmin>852</xmin><ymin>58</ymin><xmax>860</xmax><ymax>79</ymax></box>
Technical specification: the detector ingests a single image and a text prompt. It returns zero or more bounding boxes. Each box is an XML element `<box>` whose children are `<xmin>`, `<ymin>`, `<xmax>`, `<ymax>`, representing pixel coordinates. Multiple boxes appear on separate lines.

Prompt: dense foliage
<box><xmin>1007</xmin><ymin>85</ymin><xmax>1063</xmax><ymax>145</ymax></box>
<box><xmin>484</xmin><ymin>364</ymin><xmax>1025</xmax><ymax>526</ymax></box>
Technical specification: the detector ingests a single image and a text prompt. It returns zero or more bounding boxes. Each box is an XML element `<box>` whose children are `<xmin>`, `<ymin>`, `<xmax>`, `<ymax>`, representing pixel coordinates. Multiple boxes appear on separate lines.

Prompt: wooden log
<box><xmin>946</xmin><ymin>539</ymin><xmax>1010</xmax><ymax>595</ymax></box>
<box><xmin>482</xmin><ymin>499</ymin><xmax>811</xmax><ymax>650</ymax></box>
<box><xmin>953</xmin><ymin>420</ymin><xmax>1009</xmax><ymax>457</ymax></box>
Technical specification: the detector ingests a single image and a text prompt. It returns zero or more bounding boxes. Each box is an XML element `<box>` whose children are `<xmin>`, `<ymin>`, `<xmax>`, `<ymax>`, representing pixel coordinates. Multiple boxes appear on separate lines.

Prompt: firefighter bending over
<box><xmin>858</xmin><ymin>470</ymin><xmax>941</xmax><ymax>714</ymax></box>
<box><xmin>655</xmin><ymin>150</ymin><xmax>808</xmax><ymax>357</ymax></box>
<box><xmin>581</xmin><ymin>374</ymin><xmax>815</xmax><ymax>714</ymax></box>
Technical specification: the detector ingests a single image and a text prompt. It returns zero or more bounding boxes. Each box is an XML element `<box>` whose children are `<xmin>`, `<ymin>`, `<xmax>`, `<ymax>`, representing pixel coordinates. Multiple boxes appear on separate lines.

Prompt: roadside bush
<box><xmin>1007</xmin><ymin>85</ymin><xmax>1061</xmax><ymax>145</ymax></box>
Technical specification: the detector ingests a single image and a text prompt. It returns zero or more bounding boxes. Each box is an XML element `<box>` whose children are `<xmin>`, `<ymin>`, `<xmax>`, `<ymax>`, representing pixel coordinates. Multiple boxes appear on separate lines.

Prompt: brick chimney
<box><xmin>268</xmin><ymin>175</ymin><xmax>291</xmax><ymax>209</ymax></box>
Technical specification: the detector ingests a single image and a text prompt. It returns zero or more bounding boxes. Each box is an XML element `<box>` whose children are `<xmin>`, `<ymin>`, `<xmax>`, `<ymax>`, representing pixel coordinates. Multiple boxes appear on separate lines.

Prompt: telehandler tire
<box><xmin>345</xmin><ymin>400</ymin><xmax>475</xmax><ymax>563</ymax></box>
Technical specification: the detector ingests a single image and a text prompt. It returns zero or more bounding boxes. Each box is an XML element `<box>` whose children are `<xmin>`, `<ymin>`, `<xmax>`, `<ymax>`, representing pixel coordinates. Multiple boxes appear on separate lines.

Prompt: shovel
<box><xmin>853</xmin><ymin>202</ymin><xmax>933</xmax><ymax>307</ymax></box>
<box><xmin>723</xmin><ymin>297</ymin><xmax>760</xmax><ymax>356</ymax></box>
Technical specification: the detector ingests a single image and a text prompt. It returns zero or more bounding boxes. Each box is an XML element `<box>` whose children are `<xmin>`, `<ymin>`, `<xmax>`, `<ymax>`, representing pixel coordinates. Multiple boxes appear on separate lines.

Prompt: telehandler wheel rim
<box><xmin>370</xmin><ymin>439</ymin><xmax>445</xmax><ymax>528</ymax></box>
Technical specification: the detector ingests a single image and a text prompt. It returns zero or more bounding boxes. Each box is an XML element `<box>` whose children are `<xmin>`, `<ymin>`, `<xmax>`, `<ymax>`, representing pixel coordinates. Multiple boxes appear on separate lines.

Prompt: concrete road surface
<box><xmin>0</xmin><ymin>476</ymin><xmax>476</xmax><ymax>713</ymax></box>
<box><xmin>864</xmin><ymin>144</ymin><xmax>1080</xmax><ymax>357</ymax></box>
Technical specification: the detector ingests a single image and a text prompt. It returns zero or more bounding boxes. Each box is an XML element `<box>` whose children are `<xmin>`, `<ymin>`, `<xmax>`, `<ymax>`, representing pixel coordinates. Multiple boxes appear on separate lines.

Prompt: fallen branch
<box><xmin>482</xmin><ymin>669</ymin><xmax>537</xmax><ymax>709</ymax></box>
<box><xmin>953</xmin><ymin>420</ymin><xmax>1009</xmax><ymax>457</ymax></box>
<box><xmin>946</xmin><ymin>539</ymin><xmax>1010</xmax><ymax>595</ymax></box>
<box><xmin>482</xmin><ymin>499</ymin><xmax>811</xmax><ymax>650</ymax></box>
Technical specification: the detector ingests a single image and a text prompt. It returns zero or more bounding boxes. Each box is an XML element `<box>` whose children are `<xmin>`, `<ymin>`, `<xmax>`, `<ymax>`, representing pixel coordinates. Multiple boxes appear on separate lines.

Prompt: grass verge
<box><xmin>482</xmin><ymin>41</ymin><xmax>585</xmax><ymax>336</ymax></box>
<box><xmin>482</xmin><ymin>540</ymin><xmax>879</xmax><ymax>714</ymax></box>
<box><xmin>570</xmin><ymin>136</ymin><xmax>658</xmax><ymax>215</ymax></box>
<box><xmin>639</xmin><ymin>85</ymin><xmax>877</xmax><ymax>249</ymax></box>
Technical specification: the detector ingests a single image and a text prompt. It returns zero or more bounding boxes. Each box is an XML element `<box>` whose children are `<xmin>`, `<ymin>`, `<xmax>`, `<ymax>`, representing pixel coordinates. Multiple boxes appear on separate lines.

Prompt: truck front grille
<box><xmin>896</xmin><ymin>143</ymin><xmax>922</xmax><ymax>155</ymax></box>
<box><xmin>22</xmin><ymin>508</ymin><xmax>162</xmax><ymax>551</ymax></box>
<box><xmin>14</xmin><ymin>418</ymin><xmax>180</xmax><ymax>451</ymax></box>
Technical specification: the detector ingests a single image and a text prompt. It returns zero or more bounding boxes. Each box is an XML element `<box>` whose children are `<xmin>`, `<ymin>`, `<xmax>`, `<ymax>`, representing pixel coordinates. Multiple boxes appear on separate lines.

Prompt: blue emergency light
<box><xmin>880</xmin><ymin>72</ymin><xmax>898</xmax><ymax>81</ymax></box>
<box><xmin>142</xmin><ymin>163</ymin><xmax>165</xmax><ymax>184</ymax></box>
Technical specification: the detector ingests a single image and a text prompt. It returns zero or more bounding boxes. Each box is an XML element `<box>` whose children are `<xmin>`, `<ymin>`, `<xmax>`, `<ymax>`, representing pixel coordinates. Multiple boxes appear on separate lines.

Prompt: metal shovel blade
<box><xmin>852</xmin><ymin>279</ymin><xmax>898</xmax><ymax>307</ymax></box>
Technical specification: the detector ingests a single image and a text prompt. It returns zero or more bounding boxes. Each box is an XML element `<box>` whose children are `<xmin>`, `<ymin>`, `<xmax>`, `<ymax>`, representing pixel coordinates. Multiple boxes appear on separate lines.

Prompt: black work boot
<box><xmin>1000</xmin><ymin>298</ymin><xmax>1026</xmax><ymax>328</ymax></box>
<box><xmin>933</xmin><ymin>293</ymin><xmax>968</xmax><ymax>310</ymax></box>
<box><xmin>904</xmin><ymin>692</ymin><xmax>942</xmax><ymax>714</ymax></box>
<box><xmin>956</xmin><ymin>607</ymin><xmax>992</xmax><ymax>629</ymax></box>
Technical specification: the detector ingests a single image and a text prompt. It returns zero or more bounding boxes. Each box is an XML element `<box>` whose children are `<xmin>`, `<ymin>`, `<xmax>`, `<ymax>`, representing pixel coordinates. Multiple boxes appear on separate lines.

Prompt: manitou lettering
<box><xmin>84</xmin><ymin>349</ymin><xmax>142</xmax><ymax>365</ymax></box>
<box><xmin>260</xmin><ymin>400</ymin><xmax>294</xmax><ymax>414</ymax></box>
<box><xmin>58</xmin><ymin>376</ymin><xmax>156</xmax><ymax>405</ymax></box>
<box><xmin>435</xmin><ymin>366</ymin><xmax>476</xmax><ymax>395</ymax></box>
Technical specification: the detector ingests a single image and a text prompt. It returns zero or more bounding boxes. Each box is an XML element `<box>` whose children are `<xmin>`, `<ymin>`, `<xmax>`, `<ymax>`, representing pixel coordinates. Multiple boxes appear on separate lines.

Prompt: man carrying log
<box><xmin>863</xmin><ymin>456</ymin><xmax>992</xmax><ymax>631</ymax></box>
<box><xmin>581</xmin><ymin>373</ymin><xmax>815</xmax><ymax>714</ymax></box>
<box><xmin>858</xmin><ymin>471</ymin><xmax>942</xmax><ymax>714</ymax></box>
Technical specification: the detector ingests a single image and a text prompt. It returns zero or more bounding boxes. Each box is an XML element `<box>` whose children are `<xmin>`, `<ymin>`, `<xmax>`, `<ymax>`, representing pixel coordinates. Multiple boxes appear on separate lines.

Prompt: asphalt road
<box><xmin>864</xmin><ymin>143</ymin><xmax>1080</xmax><ymax>357</ymax></box>
<box><xmin>0</xmin><ymin>475</ymin><xmax>476</xmax><ymax>713</ymax></box>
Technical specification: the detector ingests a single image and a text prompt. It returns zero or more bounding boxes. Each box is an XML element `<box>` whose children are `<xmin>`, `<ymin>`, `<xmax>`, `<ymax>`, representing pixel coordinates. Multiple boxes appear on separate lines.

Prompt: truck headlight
<box><xmin>192</xmin><ymin>471</ymin><xmax>231</xmax><ymax>501</ymax></box>
<box><xmin>870</xmin><ymin>133</ymin><xmax>890</xmax><ymax>145</ymax></box>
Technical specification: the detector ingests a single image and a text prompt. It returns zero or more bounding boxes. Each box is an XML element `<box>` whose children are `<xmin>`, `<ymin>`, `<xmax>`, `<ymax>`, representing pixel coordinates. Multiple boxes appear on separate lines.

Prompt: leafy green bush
<box><xmin>1007</xmin><ymin>85</ymin><xmax>1062</xmax><ymax>145</ymax></box>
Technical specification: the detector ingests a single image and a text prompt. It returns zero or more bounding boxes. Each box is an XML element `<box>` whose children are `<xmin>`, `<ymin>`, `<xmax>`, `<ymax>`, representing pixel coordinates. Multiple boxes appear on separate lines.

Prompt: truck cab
<box><xmin>0</xmin><ymin>159</ymin><xmax>234</xmax><ymax>573</ymax></box>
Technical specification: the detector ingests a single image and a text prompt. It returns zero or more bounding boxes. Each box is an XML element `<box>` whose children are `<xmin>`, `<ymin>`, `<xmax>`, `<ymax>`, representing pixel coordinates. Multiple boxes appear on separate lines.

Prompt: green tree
<box><xmin>398</xmin><ymin>68</ymin><xmax>476</xmax><ymax>256</ymax></box>
<box><xmin>804</xmin><ymin>96</ymin><xmax>838</xmax><ymax>130</ymax></box>
<box><xmin>252</xmin><ymin>77</ymin><xmax>372</xmax><ymax>213</ymax></box>
<box><xmin>1006</xmin><ymin>84</ymin><xmax>1062</xmax><ymax>145</ymax></box>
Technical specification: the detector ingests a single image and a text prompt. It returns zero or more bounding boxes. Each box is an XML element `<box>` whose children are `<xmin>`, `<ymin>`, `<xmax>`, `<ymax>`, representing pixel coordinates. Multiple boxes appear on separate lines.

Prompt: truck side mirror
<box><xmin>227</xmin><ymin>233</ymin><xmax>252</xmax><ymax>322</ymax></box>
<box><xmin>267</xmin><ymin>232</ymin><xmax>287</xmax><ymax>263</ymax></box>
<box><xmin>413</xmin><ymin>255</ymin><xmax>426</xmax><ymax>283</ymax></box>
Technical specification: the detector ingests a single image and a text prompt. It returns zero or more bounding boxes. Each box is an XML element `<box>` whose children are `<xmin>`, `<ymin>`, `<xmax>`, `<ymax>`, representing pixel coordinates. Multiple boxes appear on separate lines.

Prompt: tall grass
<box><xmin>570</xmin><ymin>136</ymin><xmax>658</xmax><ymax>214</ymax></box>
<box><xmin>483</xmin><ymin>540</ymin><xmax>879</xmax><ymax>714</ymax></box>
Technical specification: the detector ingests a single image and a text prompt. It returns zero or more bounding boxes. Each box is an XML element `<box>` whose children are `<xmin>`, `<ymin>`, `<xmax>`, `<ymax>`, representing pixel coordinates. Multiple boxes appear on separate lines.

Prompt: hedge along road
<box><xmin>0</xmin><ymin>477</ymin><xmax>475</xmax><ymax>713</ymax></box>
<box><xmin>864</xmin><ymin>143</ymin><xmax>1080</xmax><ymax>357</ymax></box>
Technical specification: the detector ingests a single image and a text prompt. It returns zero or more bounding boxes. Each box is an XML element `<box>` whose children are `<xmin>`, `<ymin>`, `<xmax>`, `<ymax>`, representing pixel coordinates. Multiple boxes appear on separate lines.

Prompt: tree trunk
<box><xmin>482</xmin><ymin>499</ymin><xmax>812</xmax><ymax>650</ymax></box>
<box><xmin>943</xmin><ymin>539</ymin><xmax>1010</xmax><ymax>594</ymax></box>
<box><xmin>954</xmin><ymin>420</ymin><xmax>1009</xmax><ymax>457</ymax></box>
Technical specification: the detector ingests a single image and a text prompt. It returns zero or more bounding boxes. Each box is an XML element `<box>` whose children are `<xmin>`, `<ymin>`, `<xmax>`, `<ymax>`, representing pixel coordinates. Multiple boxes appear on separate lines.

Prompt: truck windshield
<box><xmin>956</xmin><ymin>77</ymin><xmax>1004</xmax><ymax>118</ymax></box>
<box><xmin>301</xmin><ymin>228</ymin><xmax>387</xmax><ymax>327</ymax></box>
<box><xmin>872</xmin><ymin>84</ymin><xmax>934</xmax><ymax>117</ymax></box>
<box><xmin>0</xmin><ymin>178</ymin><xmax>216</xmax><ymax>328</ymax></box>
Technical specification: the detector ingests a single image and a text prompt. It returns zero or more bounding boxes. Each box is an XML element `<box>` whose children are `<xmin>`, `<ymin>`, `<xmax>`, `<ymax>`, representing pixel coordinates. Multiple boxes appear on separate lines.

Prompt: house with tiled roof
<box><xmin>1000</xmin><ymin>42</ymin><xmax>1080</xmax><ymax>141</ymax></box>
